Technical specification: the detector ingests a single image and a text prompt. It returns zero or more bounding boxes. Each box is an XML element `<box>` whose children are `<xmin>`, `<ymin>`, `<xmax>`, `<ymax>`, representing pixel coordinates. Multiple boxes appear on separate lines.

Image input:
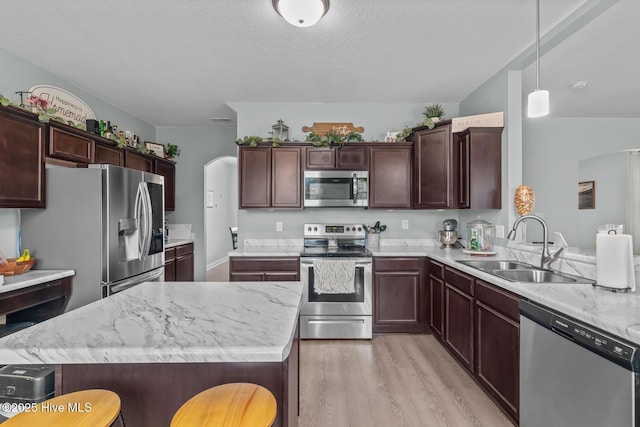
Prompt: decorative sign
<box><xmin>302</xmin><ymin>122</ymin><xmax>364</xmax><ymax>136</ymax></box>
<box><xmin>28</xmin><ymin>85</ymin><xmax>96</xmax><ymax>126</ymax></box>
<box><xmin>451</xmin><ymin>112</ymin><xmax>504</xmax><ymax>133</ymax></box>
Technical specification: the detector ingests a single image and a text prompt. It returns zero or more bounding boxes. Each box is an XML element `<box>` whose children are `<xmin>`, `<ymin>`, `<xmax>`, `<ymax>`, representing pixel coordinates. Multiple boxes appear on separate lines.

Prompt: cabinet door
<box><xmin>272</xmin><ymin>147</ymin><xmax>301</xmax><ymax>208</ymax></box>
<box><xmin>467</xmin><ymin>127</ymin><xmax>502</xmax><ymax>209</ymax></box>
<box><xmin>336</xmin><ymin>146</ymin><xmax>368</xmax><ymax>170</ymax></box>
<box><xmin>155</xmin><ymin>159</ymin><xmax>176</xmax><ymax>211</ymax></box>
<box><xmin>475</xmin><ymin>300</ymin><xmax>519</xmax><ymax>421</ymax></box>
<box><xmin>164</xmin><ymin>258</ymin><xmax>176</xmax><ymax>282</ymax></box>
<box><xmin>239</xmin><ymin>147</ymin><xmax>271</xmax><ymax>208</ymax></box>
<box><xmin>373</xmin><ymin>271</ymin><xmax>422</xmax><ymax>333</ymax></box>
<box><xmin>429</xmin><ymin>275</ymin><xmax>444</xmax><ymax>339</ymax></box>
<box><xmin>49</xmin><ymin>126</ymin><xmax>92</xmax><ymax>163</ymax></box>
<box><xmin>445</xmin><ymin>283</ymin><xmax>474</xmax><ymax>371</ymax></box>
<box><xmin>369</xmin><ymin>146</ymin><xmax>412</xmax><ymax>209</ymax></box>
<box><xmin>305</xmin><ymin>147</ymin><xmax>335</xmax><ymax>169</ymax></box>
<box><xmin>413</xmin><ymin>124</ymin><xmax>454</xmax><ymax>209</ymax></box>
<box><xmin>176</xmin><ymin>253</ymin><xmax>194</xmax><ymax>281</ymax></box>
<box><xmin>456</xmin><ymin>132</ymin><xmax>470</xmax><ymax>208</ymax></box>
<box><xmin>94</xmin><ymin>141</ymin><xmax>124</xmax><ymax>166</ymax></box>
<box><xmin>0</xmin><ymin>108</ymin><xmax>46</xmax><ymax>208</ymax></box>
<box><xmin>125</xmin><ymin>150</ymin><xmax>154</xmax><ymax>172</ymax></box>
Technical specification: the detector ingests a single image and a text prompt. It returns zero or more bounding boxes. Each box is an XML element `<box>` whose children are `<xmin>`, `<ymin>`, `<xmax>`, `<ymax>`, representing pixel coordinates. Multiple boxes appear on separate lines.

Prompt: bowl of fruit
<box><xmin>0</xmin><ymin>250</ymin><xmax>35</xmax><ymax>276</ymax></box>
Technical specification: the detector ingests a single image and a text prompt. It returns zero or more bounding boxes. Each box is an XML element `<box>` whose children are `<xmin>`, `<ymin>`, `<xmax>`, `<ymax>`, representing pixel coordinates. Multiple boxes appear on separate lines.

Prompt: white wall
<box><xmin>205</xmin><ymin>156</ymin><xmax>238</xmax><ymax>268</ymax></box>
<box><xmin>0</xmin><ymin>210</ymin><xmax>19</xmax><ymax>257</ymax></box>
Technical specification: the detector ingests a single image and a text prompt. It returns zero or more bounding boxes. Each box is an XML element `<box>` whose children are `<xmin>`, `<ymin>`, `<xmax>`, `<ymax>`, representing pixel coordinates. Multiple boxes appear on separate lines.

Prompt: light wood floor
<box><xmin>299</xmin><ymin>334</ymin><xmax>515</xmax><ymax>427</ymax></box>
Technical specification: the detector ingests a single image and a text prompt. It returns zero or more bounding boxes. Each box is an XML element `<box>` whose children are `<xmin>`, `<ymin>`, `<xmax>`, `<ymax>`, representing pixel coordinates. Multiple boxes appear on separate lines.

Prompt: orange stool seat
<box><xmin>2</xmin><ymin>389</ymin><xmax>122</xmax><ymax>427</ymax></box>
<box><xmin>171</xmin><ymin>382</ymin><xmax>277</xmax><ymax>427</ymax></box>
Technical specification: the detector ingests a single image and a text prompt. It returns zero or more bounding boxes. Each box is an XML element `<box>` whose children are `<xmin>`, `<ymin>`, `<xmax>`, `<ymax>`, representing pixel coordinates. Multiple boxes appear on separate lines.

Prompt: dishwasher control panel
<box><xmin>550</xmin><ymin>315</ymin><xmax>634</xmax><ymax>362</ymax></box>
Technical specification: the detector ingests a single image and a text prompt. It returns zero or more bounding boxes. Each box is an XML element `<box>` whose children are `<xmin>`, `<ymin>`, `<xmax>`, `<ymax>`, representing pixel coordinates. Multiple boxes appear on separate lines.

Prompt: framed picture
<box><xmin>578</xmin><ymin>180</ymin><xmax>595</xmax><ymax>209</ymax></box>
<box><xmin>145</xmin><ymin>141</ymin><xmax>165</xmax><ymax>157</ymax></box>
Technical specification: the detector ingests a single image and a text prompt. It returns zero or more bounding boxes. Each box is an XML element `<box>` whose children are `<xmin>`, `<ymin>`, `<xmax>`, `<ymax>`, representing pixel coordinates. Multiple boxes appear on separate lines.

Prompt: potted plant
<box><xmin>423</xmin><ymin>103</ymin><xmax>446</xmax><ymax>123</ymax></box>
<box><xmin>166</xmin><ymin>143</ymin><xmax>181</xmax><ymax>159</ymax></box>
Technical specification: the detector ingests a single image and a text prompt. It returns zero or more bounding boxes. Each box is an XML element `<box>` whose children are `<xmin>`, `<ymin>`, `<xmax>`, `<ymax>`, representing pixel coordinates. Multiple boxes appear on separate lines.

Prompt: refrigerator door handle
<box><xmin>108</xmin><ymin>268</ymin><xmax>164</xmax><ymax>295</ymax></box>
<box><xmin>141</xmin><ymin>182</ymin><xmax>153</xmax><ymax>260</ymax></box>
<box><xmin>135</xmin><ymin>182</ymin><xmax>145</xmax><ymax>260</ymax></box>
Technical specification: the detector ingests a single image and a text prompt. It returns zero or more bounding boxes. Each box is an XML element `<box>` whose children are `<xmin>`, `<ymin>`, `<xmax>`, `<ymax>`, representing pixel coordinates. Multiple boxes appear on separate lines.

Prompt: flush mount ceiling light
<box><xmin>527</xmin><ymin>0</ymin><xmax>549</xmax><ymax>118</ymax></box>
<box><xmin>272</xmin><ymin>0</ymin><xmax>330</xmax><ymax>28</ymax></box>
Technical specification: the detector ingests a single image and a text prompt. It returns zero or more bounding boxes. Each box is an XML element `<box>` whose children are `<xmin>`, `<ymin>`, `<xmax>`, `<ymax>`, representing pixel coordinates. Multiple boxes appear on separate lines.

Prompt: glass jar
<box><xmin>467</xmin><ymin>219</ymin><xmax>495</xmax><ymax>251</ymax></box>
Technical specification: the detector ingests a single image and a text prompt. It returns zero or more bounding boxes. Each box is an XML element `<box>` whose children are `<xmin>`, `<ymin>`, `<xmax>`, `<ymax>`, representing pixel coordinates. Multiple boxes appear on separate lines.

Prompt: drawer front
<box><xmin>175</xmin><ymin>243</ymin><xmax>194</xmax><ymax>257</ymax></box>
<box><xmin>428</xmin><ymin>259</ymin><xmax>444</xmax><ymax>279</ymax></box>
<box><xmin>444</xmin><ymin>266</ymin><xmax>473</xmax><ymax>295</ymax></box>
<box><xmin>49</xmin><ymin>127</ymin><xmax>92</xmax><ymax>163</ymax></box>
<box><xmin>164</xmin><ymin>247</ymin><xmax>176</xmax><ymax>261</ymax></box>
<box><xmin>374</xmin><ymin>257</ymin><xmax>420</xmax><ymax>272</ymax></box>
<box><xmin>230</xmin><ymin>257</ymin><xmax>300</xmax><ymax>273</ymax></box>
<box><xmin>475</xmin><ymin>280</ymin><xmax>520</xmax><ymax>322</ymax></box>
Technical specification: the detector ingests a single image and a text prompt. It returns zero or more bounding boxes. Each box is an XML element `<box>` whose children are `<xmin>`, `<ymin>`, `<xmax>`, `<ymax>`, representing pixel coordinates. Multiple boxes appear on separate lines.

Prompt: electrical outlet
<box><xmin>402</xmin><ymin>219</ymin><xmax>409</xmax><ymax>230</ymax></box>
<box><xmin>276</xmin><ymin>221</ymin><xmax>283</xmax><ymax>232</ymax></box>
<box><xmin>496</xmin><ymin>225</ymin><xmax>505</xmax><ymax>238</ymax></box>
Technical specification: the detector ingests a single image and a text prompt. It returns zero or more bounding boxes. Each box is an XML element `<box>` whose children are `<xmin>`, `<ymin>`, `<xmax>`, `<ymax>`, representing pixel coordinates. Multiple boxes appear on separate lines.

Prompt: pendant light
<box><xmin>528</xmin><ymin>0</ymin><xmax>549</xmax><ymax>118</ymax></box>
<box><xmin>272</xmin><ymin>0</ymin><xmax>330</xmax><ymax>28</ymax></box>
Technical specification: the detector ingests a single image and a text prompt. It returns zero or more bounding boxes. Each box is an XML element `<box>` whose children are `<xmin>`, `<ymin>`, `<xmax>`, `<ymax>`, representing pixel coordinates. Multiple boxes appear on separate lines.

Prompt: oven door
<box><xmin>300</xmin><ymin>257</ymin><xmax>372</xmax><ymax>316</ymax></box>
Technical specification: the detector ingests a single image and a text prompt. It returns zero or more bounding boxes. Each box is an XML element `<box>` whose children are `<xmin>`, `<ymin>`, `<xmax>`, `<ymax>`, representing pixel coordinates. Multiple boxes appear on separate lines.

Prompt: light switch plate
<box><xmin>496</xmin><ymin>225</ymin><xmax>505</xmax><ymax>238</ymax></box>
<box><xmin>276</xmin><ymin>221</ymin><xmax>283</xmax><ymax>232</ymax></box>
<box><xmin>402</xmin><ymin>219</ymin><xmax>409</xmax><ymax>230</ymax></box>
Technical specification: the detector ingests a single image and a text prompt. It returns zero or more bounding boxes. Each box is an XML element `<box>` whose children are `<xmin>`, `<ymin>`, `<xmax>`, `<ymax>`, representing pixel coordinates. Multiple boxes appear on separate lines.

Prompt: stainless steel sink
<box><xmin>492</xmin><ymin>269</ymin><xmax>585</xmax><ymax>283</ymax></box>
<box><xmin>456</xmin><ymin>259</ymin><xmax>595</xmax><ymax>284</ymax></box>
<box><xmin>457</xmin><ymin>260</ymin><xmax>533</xmax><ymax>271</ymax></box>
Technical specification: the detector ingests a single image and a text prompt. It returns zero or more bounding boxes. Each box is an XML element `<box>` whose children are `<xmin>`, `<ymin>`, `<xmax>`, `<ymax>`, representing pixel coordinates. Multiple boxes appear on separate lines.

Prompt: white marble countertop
<box><xmin>229</xmin><ymin>240</ymin><xmax>640</xmax><ymax>344</ymax></box>
<box><xmin>0</xmin><ymin>281</ymin><xmax>304</xmax><ymax>364</ymax></box>
<box><xmin>165</xmin><ymin>239</ymin><xmax>194</xmax><ymax>249</ymax></box>
<box><xmin>0</xmin><ymin>270</ymin><xmax>75</xmax><ymax>295</ymax></box>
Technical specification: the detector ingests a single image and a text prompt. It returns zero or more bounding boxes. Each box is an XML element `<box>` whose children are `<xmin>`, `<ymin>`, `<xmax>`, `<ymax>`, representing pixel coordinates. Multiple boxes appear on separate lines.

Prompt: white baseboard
<box><xmin>206</xmin><ymin>256</ymin><xmax>229</xmax><ymax>271</ymax></box>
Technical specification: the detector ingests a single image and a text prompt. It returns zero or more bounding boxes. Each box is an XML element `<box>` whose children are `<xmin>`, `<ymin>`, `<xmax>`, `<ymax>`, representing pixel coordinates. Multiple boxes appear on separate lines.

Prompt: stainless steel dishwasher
<box><xmin>520</xmin><ymin>300</ymin><xmax>639</xmax><ymax>427</ymax></box>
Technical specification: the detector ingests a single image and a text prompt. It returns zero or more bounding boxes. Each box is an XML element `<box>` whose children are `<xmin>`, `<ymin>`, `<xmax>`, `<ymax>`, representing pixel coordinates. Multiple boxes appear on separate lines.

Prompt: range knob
<box><xmin>346</xmin><ymin>227</ymin><xmax>351</xmax><ymax>231</ymax></box>
<box><xmin>357</xmin><ymin>226</ymin><xmax>362</xmax><ymax>231</ymax></box>
<box><xmin>307</xmin><ymin>226</ymin><xmax>312</xmax><ymax>232</ymax></box>
<box><xmin>314</xmin><ymin>227</ymin><xmax>318</xmax><ymax>231</ymax></box>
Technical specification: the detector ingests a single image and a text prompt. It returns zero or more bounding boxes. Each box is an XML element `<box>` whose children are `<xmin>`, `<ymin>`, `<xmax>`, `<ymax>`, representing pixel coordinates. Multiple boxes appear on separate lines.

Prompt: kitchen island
<box><xmin>0</xmin><ymin>281</ymin><xmax>303</xmax><ymax>427</ymax></box>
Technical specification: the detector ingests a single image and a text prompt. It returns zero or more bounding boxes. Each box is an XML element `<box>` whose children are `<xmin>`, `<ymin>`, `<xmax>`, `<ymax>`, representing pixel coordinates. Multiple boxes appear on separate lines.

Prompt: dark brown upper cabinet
<box><xmin>0</xmin><ymin>106</ymin><xmax>46</xmax><ymax>208</ymax></box>
<box><xmin>368</xmin><ymin>144</ymin><xmax>412</xmax><ymax>209</ymax></box>
<box><xmin>305</xmin><ymin>145</ymin><xmax>368</xmax><ymax>170</ymax></box>
<box><xmin>411</xmin><ymin>123</ymin><xmax>502</xmax><ymax>209</ymax></box>
<box><xmin>239</xmin><ymin>146</ymin><xmax>302</xmax><ymax>209</ymax></box>
<box><xmin>154</xmin><ymin>158</ymin><xmax>176</xmax><ymax>212</ymax></box>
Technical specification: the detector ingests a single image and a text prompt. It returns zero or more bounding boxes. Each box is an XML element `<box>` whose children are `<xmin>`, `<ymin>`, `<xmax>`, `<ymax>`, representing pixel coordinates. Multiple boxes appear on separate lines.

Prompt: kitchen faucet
<box><xmin>507</xmin><ymin>214</ymin><xmax>564</xmax><ymax>269</ymax></box>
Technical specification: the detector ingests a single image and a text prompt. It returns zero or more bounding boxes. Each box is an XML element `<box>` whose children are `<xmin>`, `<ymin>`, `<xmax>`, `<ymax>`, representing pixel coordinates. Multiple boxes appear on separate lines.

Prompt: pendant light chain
<box><xmin>536</xmin><ymin>0</ymin><xmax>541</xmax><ymax>90</ymax></box>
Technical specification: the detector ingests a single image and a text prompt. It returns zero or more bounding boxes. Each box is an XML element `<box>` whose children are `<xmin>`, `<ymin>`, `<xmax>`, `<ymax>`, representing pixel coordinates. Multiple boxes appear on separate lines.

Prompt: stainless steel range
<box><xmin>299</xmin><ymin>223</ymin><xmax>373</xmax><ymax>339</ymax></box>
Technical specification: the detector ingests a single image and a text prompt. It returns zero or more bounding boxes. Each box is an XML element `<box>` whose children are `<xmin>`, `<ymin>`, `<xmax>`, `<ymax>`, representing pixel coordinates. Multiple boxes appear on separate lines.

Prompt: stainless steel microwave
<box><xmin>303</xmin><ymin>170</ymin><xmax>368</xmax><ymax>207</ymax></box>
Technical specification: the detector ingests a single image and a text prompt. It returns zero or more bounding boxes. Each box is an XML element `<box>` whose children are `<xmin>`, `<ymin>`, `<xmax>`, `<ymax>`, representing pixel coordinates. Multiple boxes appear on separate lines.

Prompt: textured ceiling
<box><xmin>2</xmin><ymin>0</ymin><xmax>631</xmax><ymax>126</ymax></box>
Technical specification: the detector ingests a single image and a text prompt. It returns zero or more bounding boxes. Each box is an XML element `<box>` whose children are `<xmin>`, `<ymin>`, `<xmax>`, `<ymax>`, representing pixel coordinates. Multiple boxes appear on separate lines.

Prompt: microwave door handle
<box><xmin>352</xmin><ymin>174</ymin><xmax>358</xmax><ymax>204</ymax></box>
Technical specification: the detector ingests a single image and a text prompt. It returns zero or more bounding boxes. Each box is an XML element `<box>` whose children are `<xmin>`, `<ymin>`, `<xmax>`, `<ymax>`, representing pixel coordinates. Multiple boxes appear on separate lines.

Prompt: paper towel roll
<box><xmin>596</xmin><ymin>233</ymin><xmax>636</xmax><ymax>291</ymax></box>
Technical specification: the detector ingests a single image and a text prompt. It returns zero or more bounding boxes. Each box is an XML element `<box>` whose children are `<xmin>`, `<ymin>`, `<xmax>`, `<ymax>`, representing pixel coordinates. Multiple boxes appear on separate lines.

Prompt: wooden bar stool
<box><xmin>171</xmin><ymin>382</ymin><xmax>277</xmax><ymax>427</ymax></box>
<box><xmin>2</xmin><ymin>389</ymin><xmax>124</xmax><ymax>427</ymax></box>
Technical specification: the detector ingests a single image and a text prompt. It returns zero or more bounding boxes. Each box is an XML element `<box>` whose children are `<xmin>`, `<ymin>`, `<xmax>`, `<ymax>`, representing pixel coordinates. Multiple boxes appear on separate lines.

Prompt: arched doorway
<box><xmin>203</xmin><ymin>156</ymin><xmax>238</xmax><ymax>281</ymax></box>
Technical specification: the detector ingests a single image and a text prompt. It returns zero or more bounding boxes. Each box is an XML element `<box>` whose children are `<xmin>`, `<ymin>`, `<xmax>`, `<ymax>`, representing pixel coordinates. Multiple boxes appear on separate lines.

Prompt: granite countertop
<box><xmin>0</xmin><ymin>270</ymin><xmax>75</xmax><ymax>295</ymax></box>
<box><xmin>165</xmin><ymin>239</ymin><xmax>194</xmax><ymax>249</ymax></box>
<box><xmin>0</xmin><ymin>281</ymin><xmax>303</xmax><ymax>364</ymax></box>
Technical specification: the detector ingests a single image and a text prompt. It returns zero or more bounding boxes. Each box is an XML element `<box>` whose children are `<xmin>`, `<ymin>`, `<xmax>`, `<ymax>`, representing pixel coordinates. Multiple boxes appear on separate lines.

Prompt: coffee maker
<box><xmin>439</xmin><ymin>219</ymin><xmax>461</xmax><ymax>248</ymax></box>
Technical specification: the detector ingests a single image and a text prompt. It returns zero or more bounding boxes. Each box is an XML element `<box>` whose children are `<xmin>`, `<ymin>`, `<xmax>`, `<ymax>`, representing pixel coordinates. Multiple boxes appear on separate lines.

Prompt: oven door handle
<box><xmin>300</xmin><ymin>259</ymin><xmax>372</xmax><ymax>266</ymax></box>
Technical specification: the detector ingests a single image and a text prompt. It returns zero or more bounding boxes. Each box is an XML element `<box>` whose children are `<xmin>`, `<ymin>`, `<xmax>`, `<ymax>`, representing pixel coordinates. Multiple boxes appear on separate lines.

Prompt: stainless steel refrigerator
<box><xmin>22</xmin><ymin>164</ymin><xmax>165</xmax><ymax>312</ymax></box>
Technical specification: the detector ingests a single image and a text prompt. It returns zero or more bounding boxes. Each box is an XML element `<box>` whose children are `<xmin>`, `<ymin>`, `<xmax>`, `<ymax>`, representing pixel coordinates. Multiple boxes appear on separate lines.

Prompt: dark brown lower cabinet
<box><xmin>427</xmin><ymin>259</ymin><xmax>521</xmax><ymax>424</ymax></box>
<box><xmin>475</xmin><ymin>280</ymin><xmax>520</xmax><ymax>424</ymax></box>
<box><xmin>229</xmin><ymin>257</ymin><xmax>300</xmax><ymax>282</ymax></box>
<box><xmin>428</xmin><ymin>259</ymin><xmax>444</xmax><ymax>340</ymax></box>
<box><xmin>165</xmin><ymin>243</ymin><xmax>194</xmax><ymax>282</ymax></box>
<box><xmin>373</xmin><ymin>257</ymin><xmax>427</xmax><ymax>333</ymax></box>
